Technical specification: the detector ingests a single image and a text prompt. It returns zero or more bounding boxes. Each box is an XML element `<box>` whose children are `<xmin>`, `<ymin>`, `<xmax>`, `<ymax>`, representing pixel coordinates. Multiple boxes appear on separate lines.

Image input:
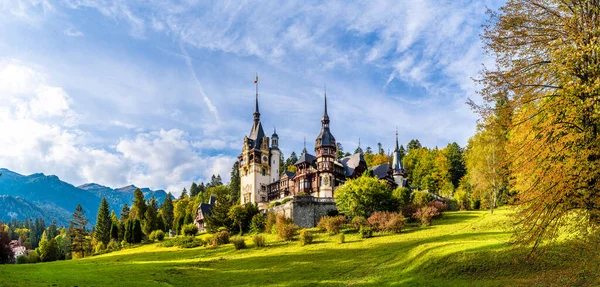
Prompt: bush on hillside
<box><xmin>16</xmin><ymin>255</ymin><xmax>27</xmax><ymax>264</ymax></box>
<box><xmin>214</xmin><ymin>229</ymin><xmax>230</xmax><ymax>245</ymax></box>
<box><xmin>317</xmin><ymin>215</ymin><xmax>347</xmax><ymax>235</ymax></box>
<box><xmin>252</xmin><ymin>235</ymin><xmax>266</xmax><ymax>248</ymax></box>
<box><xmin>337</xmin><ymin>233</ymin><xmax>345</xmax><ymax>244</ymax></box>
<box><xmin>275</xmin><ymin>214</ymin><xmax>297</xmax><ymax>241</ymax></box>
<box><xmin>368</xmin><ymin>211</ymin><xmax>405</xmax><ymax>233</ymax></box>
<box><xmin>350</xmin><ymin>216</ymin><xmax>368</xmax><ymax>230</ymax></box>
<box><xmin>299</xmin><ymin>229</ymin><xmax>313</xmax><ymax>246</ymax></box>
<box><xmin>231</xmin><ymin>237</ymin><xmax>247</xmax><ymax>250</ymax></box>
<box><xmin>250</xmin><ymin>214</ymin><xmax>266</xmax><ymax>234</ymax></box>
<box><xmin>182</xmin><ymin>224</ymin><xmax>199</xmax><ymax>237</ymax></box>
<box><xmin>412</xmin><ymin>190</ymin><xmax>434</xmax><ymax>207</ymax></box>
<box><xmin>414</xmin><ymin>206</ymin><xmax>440</xmax><ymax>226</ymax></box>
<box><xmin>359</xmin><ymin>226</ymin><xmax>373</xmax><ymax>238</ymax></box>
<box><xmin>107</xmin><ymin>239</ymin><xmax>121</xmax><ymax>251</ymax></box>
<box><xmin>265</xmin><ymin>212</ymin><xmax>276</xmax><ymax>234</ymax></box>
<box><xmin>155</xmin><ymin>230</ymin><xmax>165</xmax><ymax>241</ymax></box>
<box><xmin>95</xmin><ymin>242</ymin><xmax>106</xmax><ymax>254</ymax></box>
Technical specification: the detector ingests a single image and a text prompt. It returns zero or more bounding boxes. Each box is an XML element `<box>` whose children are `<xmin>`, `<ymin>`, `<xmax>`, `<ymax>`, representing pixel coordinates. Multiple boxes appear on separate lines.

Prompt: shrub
<box><xmin>428</xmin><ymin>201</ymin><xmax>448</xmax><ymax>213</ymax></box>
<box><xmin>182</xmin><ymin>224</ymin><xmax>198</xmax><ymax>237</ymax></box>
<box><xmin>231</xmin><ymin>237</ymin><xmax>247</xmax><ymax>250</ymax></box>
<box><xmin>412</xmin><ymin>190</ymin><xmax>434</xmax><ymax>207</ymax></box>
<box><xmin>265</xmin><ymin>212</ymin><xmax>276</xmax><ymax>234</ymax></box>
<box><xmin>337</xmin><ymin>233</ymin><xmax>345</xmax><ymax>244</ymax></box>
<box><xmin>252</xmin><ymin>235</ymin><xmax>266</xmax><ymax>248</ymax></box>
<box><xmin>367</xmin><ymin>211</ymin><xmax>404</xmax><ymax>233</ymax></box>
<box><xmin>27</xmin><ymin>251</ymin><xmax>41</xmax><ymax>264</ymax></box>
<box><xmin>275</xmin><ymin>214</ymin><xmax>298</xmax><ymax>241</ymax></box>
<box><xmin>281</xmin><ymin>198</ymin><xmax>291</xmax><ymax>204</ymax></box>
<box><xmin>359</xmin><ymin>226</ymin><xmax>373</xmax><ymax>238</ymax></box>
<box><xmin>215</xmin><ymin>229</ymin><xmax>230</xmax><ymax>245</ymax></box>
<box><xmin>107</xmin><ymin>239</ymin><xmax>121</xmax><ymax>251</ymax></box>
<box><xmin>16</xmin><ymin>255</ymin><xmax>28</xmax><ymax>264</ymax></box>
<box><xmin>148</xmin><ymin>230</ymin><xmax>157</xmax><ymax>241</ymax></box>
<box><xmin>413</xmin><ymin>206</ymin><xmax>440</xmax><ymax>226</ymax></box>
<box><xmin>95</xmin><ymin>242</ymin><xmax>106</xmax><ymax>254</ymax></box>
<box><xmin>299</xmin><ymin>229</ymin><xmax>313</xmax><ymax>246</ymax></box>
<box><xmin>454</xmin><ymin>189</ymin><xmax>470</xmax><ymax>210</ymax></box>
<box><xmin>268</xmin><ymin>201</ymin><xmax>282</xmax><ymax>208</ymax></box>
<box><xmin>250</xmin><ymin>214</ymin><xmax>266</xmax><ymax>234</ymax></box>
<box><xmin>350</xmin><ymin>216</ymin><xmax>368</xmax><ymax>230</ymax></box>
<box><xmin>180</xmin><ymin>238</ymin><xmax>204</xmax><ymax>249</ymax></box>
<box><xmin>317</xmin><ymin>215</ymin><xmax>347</xmax><ymax>235</ymax></box>
<box><xmin>154</xmin><ymin>230</ymin><xmax>165</xmax><ymax>241</ymax></box>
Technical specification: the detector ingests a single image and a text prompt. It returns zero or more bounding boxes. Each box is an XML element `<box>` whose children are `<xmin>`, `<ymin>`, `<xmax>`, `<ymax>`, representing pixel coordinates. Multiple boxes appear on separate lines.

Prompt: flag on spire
<box><xmin>254</xmin><ymin>75</ymin><xmax>258</xmax><ymax>83</ymax></box>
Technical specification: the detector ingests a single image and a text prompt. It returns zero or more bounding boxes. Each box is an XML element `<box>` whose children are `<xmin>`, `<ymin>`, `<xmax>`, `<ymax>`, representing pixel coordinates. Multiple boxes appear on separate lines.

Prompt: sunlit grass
<box><xmin>1</xmin><ymin>208</ymin><xmax>598</xmax><ymax>287</ymax></box>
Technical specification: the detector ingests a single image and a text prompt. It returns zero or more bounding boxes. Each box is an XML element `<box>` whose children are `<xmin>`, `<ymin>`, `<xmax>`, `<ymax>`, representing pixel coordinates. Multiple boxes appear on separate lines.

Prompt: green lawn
<box><xmin>2</xmin><ymin>208</ymin><xmax>598</xmax><ymax>286</ymax></box>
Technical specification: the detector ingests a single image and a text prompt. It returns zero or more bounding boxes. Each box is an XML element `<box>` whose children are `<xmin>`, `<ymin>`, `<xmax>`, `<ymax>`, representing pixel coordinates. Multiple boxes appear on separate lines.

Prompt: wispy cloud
<box><xmin>63</xmin><ymin>27</ymin><xmax>83</xmax><ymax>37</ymax></box>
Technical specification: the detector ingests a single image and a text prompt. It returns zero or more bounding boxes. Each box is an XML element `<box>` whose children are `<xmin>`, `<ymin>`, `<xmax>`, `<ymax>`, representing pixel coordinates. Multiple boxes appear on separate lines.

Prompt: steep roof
<box><xmin>315</xmin><ymin>93</ymin><xmax>336</xmax><ymax>148</ymax></box>
<box><xmin>248</xmin><ymin>94</ymin><xmax>265</xmax><ymax>150</ymax></box>
<box><xmin>392</xmin><ymin>129</ymin><xmax>404</xmax><ymax>174</ymax></box>
<box><xmin>295</xmin><ymin>147</ymin><xmax>316</xmax><ymax>165</ymax></box>
<box><xmin>340</xmin><ymin>152</ymin><xmax>366</xmax><ymax>177</ymax></box>
<box><xmin>370</xmin><ymin>163</ymin><xmax>391</xmax><ymax>179</ymax></box>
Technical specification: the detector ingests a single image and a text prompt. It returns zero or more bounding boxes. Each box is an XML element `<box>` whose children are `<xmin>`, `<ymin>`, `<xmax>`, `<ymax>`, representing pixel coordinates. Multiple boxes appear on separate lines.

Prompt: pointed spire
<box><xmin>253</xmin><ymin>73</ymin><xmax>260</xmax><ymax>122</ymax></box>
<box><xmin>303</xmin><ymin>137</ymin><xmax>307</xmax><ymax>154</ymax></box>
<box><xmin>395</xmin><ymin>127</ymin><xmax>399</xmax><ymax>151</ymax></box>
<box><xmin>322</xmin><ymin>87</ymin><xmax>329</xmax><ymax>125</ymax></box>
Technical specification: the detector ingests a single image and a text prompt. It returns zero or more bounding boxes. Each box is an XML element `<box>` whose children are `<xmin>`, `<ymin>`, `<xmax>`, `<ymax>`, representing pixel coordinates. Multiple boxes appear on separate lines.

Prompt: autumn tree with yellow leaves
<box><xmin>478</xmin><ymin>0</ymin><xmax>600</xmax><ymax>249</ymax></box>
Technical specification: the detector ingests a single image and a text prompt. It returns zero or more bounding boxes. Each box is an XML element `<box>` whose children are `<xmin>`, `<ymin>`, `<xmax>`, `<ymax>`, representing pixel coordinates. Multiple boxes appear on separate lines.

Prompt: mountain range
<box><xmin>0</xmin><ymin>168</ymin><xmax>168</xmax><ymax>226</ymax></box>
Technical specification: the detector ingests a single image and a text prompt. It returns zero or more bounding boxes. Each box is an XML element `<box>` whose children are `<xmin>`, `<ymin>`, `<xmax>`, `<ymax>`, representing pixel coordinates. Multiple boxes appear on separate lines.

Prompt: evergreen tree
<box><xmin>118</xmin><ymin>222</ymin><xmax>125</xmax><ymax>242</ymax></box>
<box><xmin>365</xmin><ymin>146</ymin><xmax>373</xmax><ymax>154</ymax></box>
<box><xmin>211</xmin><ymin>174</ymin><xmax>223</xmax><ymax>187</ymax></box>
<box><xmin>377</xmin><ymin>142</ymin><xmax>385</xmax><ymax>155</ymax></box>
<box><xmin>0</xmin><ymin>224</ymin><xmax>13</xmax><ymax>264</ymax></box>
<box><xmin>190</xmin><ymin>182</ymin><xmax>199</xmax><ymax>197</ymax></box>
<box><xmin>120</xmin><ymin>204</ymin><xmax>130</xmax><ymax>222</ymax></box>
<box><xmin>110</xmin><ymin>222</ymin><xmax>119</xmax><ymax>241</ymax></box>
<box><xmin>198</xmin><ymin>183</ymin><xmax>206</xmax><ymax>201</ymax></box>
<box><xmin>444</xmin><ymin>142</ymin><xmax>466</xmax><ymax>188</ymax></box>
<box><xmin>69</xmin><ymin>204</ymin><xmax>90</xmax><ymax>259</ymax></box>
<box><xmin>204</xmin><ymin>186</ymin><xmax>233</xmax><ymax>232</ymax></box>
<box><xmin>45</xmin><ymin>221</ymin><xmax>59</xmax><ymax>241</ymax></box>
<box><xmin>407</xmin><ymin>139</ymin><xmax>422</xmax><ymax>151</ymax></box>
<box><xmin>179</xmin><ymin>188</ymin><xmax>188</xmax><ymax>200</ymax></box>
<box><xmin>132</xmin><ymin>219</ymin><xmax>142</xmax><ymax>243</ymax></box>
<box><xmin>161</xmin><ymin>193</ymin><xmax>174</xmax><ymax>232</ymax></box>
<box><xmin>39</xmin><ymin>238</ymin><xmax>59</xmax><ymax>262</ymax></box>
<box><xmin>133</xmin><ymin>189</ymin><xmax>147</xmax><ymax>221</ymax></box>
<box><xmin>124</xmin><ymin>220</ymin><xmax>133</xmax><ymax>243</ymax></box>
<box><xmin>95</xmin><ymin>198</ymin><xmax>112</xmax><ymax>245</ymax></box>
<box><xmin>143</xmin><ymin>196</ymin><xmax>159</xmax><ymax>235</ymax></box>
<box><xmin>230</xmin><ymin>161</ymin><xmax>241</xmax><ymax>204</ymax></box>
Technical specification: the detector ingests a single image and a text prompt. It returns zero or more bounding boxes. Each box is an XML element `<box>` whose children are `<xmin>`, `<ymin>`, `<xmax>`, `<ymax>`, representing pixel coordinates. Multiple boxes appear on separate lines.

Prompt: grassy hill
<box><xmin>1</xmin><ymin>208</ymin><xmax>598</xmax><ymax>286</ymax></box>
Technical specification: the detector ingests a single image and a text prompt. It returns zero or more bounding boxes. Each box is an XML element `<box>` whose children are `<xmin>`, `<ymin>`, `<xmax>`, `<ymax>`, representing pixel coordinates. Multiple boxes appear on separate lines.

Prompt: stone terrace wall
<box><xmin>266</xmin><ymin>196</ymin><xmax>337</xmax><ymax>228</ymax></box>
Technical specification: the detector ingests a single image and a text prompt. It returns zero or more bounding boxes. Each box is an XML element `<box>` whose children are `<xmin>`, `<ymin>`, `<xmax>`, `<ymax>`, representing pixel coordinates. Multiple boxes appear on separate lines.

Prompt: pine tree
<box><xmin>69</xmin><ymin>204</ymin><xmax>90</xmax><ymax>259</ymax></box>
<box><xmin>161</xmin><ymin>193</ymin><xmax>174</xmax><ymax>232</ymax></box>
<box><xmin>132</xmin><ymin>219</ymin><xmax>142</xmax><ymax>243</ymax></box>
<box><xmin>132</xmin><ymin>189</ymin><xmax>147</xmax><ymax>221</ymax></box>
<box><xmin>110</xmin><ymin>222</ymin><xmax>119</xmax><ymax>241</ymax></box>
<box><xmin>179</xmin><ymin>188</ymin><xmax>188</xmax><ymax>200</ymax></box>
<box><xmin>120</xmin><ymin>204</ymin><xmax>130</xmax><ymax>222</ymax></box>
<box><xmin>204</xmin><ymin>186</ymin><xmax>233</xmax><ymax>232</ymax></box>
<box><xmin>95</xmin><ymin>198</ymin><xmax>112</xmax><ymax>245</ymax></box>
<box><xmin>229</xmin><ymin>161</ymin><xmax>240</xmax><ymax>204</ymax></box>
<box><xmin>143</xmin><ymin>196</ymin><xmax>159</xmax><ymax>235</ymax></box>
<box><xmin>124</xmin><ymin>220</ymin><xmax>133</xmax><ymax>243</ymax></box>
<box><xmin>190</xmin><ymin>182</ymin><xmax>199</xmax><ymax>197</ymax></box>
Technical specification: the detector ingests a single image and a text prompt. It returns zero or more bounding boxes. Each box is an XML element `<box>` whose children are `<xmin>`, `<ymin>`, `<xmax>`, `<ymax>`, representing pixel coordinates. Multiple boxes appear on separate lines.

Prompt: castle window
<box><xmin>262</xmin><ymin>169</ymin><xmax>266</xmax><ymax>176</ymax></box>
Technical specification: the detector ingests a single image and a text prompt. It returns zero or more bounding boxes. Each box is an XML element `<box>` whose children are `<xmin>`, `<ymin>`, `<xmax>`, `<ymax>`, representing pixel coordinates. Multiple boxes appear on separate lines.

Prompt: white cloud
<box><xmin>63</xmin><ymin>28</ymin><xmax>83</xmax><ymax>37</ymax></box>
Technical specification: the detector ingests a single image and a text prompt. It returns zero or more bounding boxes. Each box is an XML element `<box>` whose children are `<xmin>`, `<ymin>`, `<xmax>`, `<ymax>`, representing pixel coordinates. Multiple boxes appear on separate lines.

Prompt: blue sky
<box><xmin>0</xmin><ymin>0</ymin><xmax>503</xmax><ymax>195</ymax></box>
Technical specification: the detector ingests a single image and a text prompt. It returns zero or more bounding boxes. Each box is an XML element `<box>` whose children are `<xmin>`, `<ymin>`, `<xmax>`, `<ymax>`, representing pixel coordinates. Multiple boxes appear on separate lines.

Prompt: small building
<box><xmin>194</xmin><ymin>195</ymin><xmax>216</xmax><ymax>232</ymax></box>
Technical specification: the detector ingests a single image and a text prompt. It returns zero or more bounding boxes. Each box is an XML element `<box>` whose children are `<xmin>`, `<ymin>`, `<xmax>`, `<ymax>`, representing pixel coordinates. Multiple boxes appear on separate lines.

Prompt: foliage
<box><xmin>299</xmin><ymin>229</ymin><xmax>313</xmax><ymax>246</ymax></box>
<box><xmin>204</xmin><ymin>186</ymin><xmax>234</xmax><ymax>233</ymax></box>
<box><xmin>120</xmin><ymin>204</ymin><xmax>130</xmax><ymax>223</ymax></box>
<box><xmin>95</xmin><ymin>198</ymin><xmax>112</xmax><ymax>246</ymax></box>
<box><xmin>268</xmin><ymin>201</ymin><xmax>281</xmax><ymax>208</ymax></box>
<box><xmin>281</xmin><ymin>198</ymin><xmax>291</xmax><ymax>205</ymax></box>
<box><xmin>161</xmin><ymin>193</ymin><xmax>174</xmax><ymax>232</ymax></box>
<box><xmin>337</xmin><ymin>233</ymin><xmax>345</xmax><ymax>244</ymax></box>
<box><xmin>39</xmin><ymin>238</ymin><xmax>59</xmax><ymax>262</ymax></box>
<box><xmin>94</xmin><ymin>242</ymin><xmax>106</xmax><ymax>254</ymax></box>
<box><xmin>0</xmin><ymin>227</ymin><xmax>14</xmax><ymax>264</ymax></box>
<box><xmin>16</xmin><ymin>255</ymin><xmax>27</xmax><ymax>264</ymax></box>
<box><xmin>159</xmin><ymin>237</ymin><xmax>204</xmax><ymax>248</ymax></box>
<box><xmin>317</xmin><ymin>216</ymin><xmax>347</xmax><ymax>235</ymax></box>
<box><xmin>143</xmin><ymin>196</ymin><xmax>160</xmax><ymax>236</ymax></box>
<box><xmin>444</xmin><ymin>142</ymin><xmax>466</xmax><ymax>188</ymax></box>
<box><xmin>392</xmin><ymin>187</ymin><xmax>412</xmax><ymax>210</ymax></box>
<box><xmin>69</xmin><ymin>204</ymin><xmax>90</xmax><ymax>259</ymax></box>
<box><xmin>359</xmin><ymin>226</ymin><xmax>373</xmax><ymax>238</ymax></box>
<box><xmin>367</xmin><ymin>212</ymin><xmax>404</xmax><ymax>233</ymax></box>
<box><xmin>213</xmin><ymin>229</ymin><xmax>230</xmax><ymax>245</ymax></box>
<box><xmin>252</xmin><ymin>235</ymin><xmax>266</xmax><ymax>248</ymax></box>
<box><xmin>182</xmin><ymin>224</ymin><xmax>198</xmax><ymax>237</ymax></box>
<box><xmin>364</xmin><ymin>153</ymin><xmax>391</xmax><ymax>167</ymax></box>
<box><xmin>411</xmin><ymin>190</ymin><xmax>433</xmax><ymax>207</ymax></box>
<box><xmin>132</xmin><ymin>219</ymin><xmax>143</xmax><ymax>243</ymax></box>
<box><xmin>275</xmin><ymin>214</ymin><xmax>297</xmax><ymax>241</ymax></box>
<box><xmin>250</xmin><ymin>214</ymin><xmax>266</xmax><ymax>234</ymax></box>
<box><xmin>228</xmin><ymin>205</ymin><xmax>245</xmax><ymax>234</ymax></box>
<box><xmin>334</xmin><ymin>173</ymin><xmax>396</xmax><ymax>218</ymax></box>
<box><xmin>132</xmin><ymin>188</ymin><xmax>147</xmax><ymax>221</ymax></box>
<box><xmin>229</xmin><ymin>161</ymin><xmax>241</xmax><ymax>204</ymax></box>
<box><xmin>231</xmin><ymin>237</ymin><xmax>247</xmax><ymax>250</ymax></box>
<box><xmin>265</xmin><ymin>212</ymin><xmax>276</xmax><ymax>234</ymax></box>
<box><xmin>350</xmin><ymin>216</ymin><xmax>368</xmax><ymax>230</ymax></box>
<box><xmin>413</xmin><ymin>206</ymin><xmax>439</xmax><ymax>226</ymax></box>
<box><xmin>107</xmin><ymin>239</ymin><xmax>121</xmax><ymax>251</ymax></box>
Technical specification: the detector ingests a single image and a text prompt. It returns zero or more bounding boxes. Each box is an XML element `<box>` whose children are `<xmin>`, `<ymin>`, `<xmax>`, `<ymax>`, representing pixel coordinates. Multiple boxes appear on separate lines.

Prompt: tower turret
<box><xmin>392</xmin><ymin>128</ymin><xmax>407</xmax><ymax>187</ymax></box>
<box><xmin>315</xmin><ymin>90</ymin><xmax>336</xmax><ymax>198</ymax></box>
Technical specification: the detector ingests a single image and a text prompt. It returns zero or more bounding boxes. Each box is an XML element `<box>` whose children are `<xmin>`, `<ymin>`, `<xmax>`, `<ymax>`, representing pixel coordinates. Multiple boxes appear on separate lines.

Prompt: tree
<box><xmin>204</xmin><ymin>186</ymin><xmax>234</xmax><ymax>232</ymax></box>
<box><xmin>39</xmin><ymin>238</ymin><xmax>59</xmax><ymax>262</ymax></box>
<box><xmin>143</xmin><ymin>196</ymin><xmax>159</xmax><ymax>236</ymax></box>
<box><xmin>228</xmin><ymin>205</ymin><xmax>246</xmax><ymax>235</ymax></box>
<box><xmin>336</xmin><ymin>143</ymin><xmax>345</xmax><ymax>159</ymax></box>
<box><xmin>230</xmin><ymin>161</ymin><xmax>241</xmax><ymax>204</ymax></box>
<box><xmin>161</xmin><ymin>193</ymin><xmax>174</xmax><ymax>232</ymax></box>
<box><xmin>334</xmin><ymin>173</ymin><xmax>396</xmax><ymax>218</ymax></box>
<box><xmin>211</xmin><ymin>175</ymin><xmax>223</xmax><ymax>187</ymax></box>
<box><xmin>478</xmin><ymin>0</ymin><xmax>600</xmax><ymax>248</ymax></box>
<box><xmin>120</xmin><ymin>204</ymin><xmax>130</xmax><ymax>222</ymax></box>
<box><xmin>44</xmin><ymin>221</ymin><xmax>59</xmax><ymax>241</ymax></box>
<box><xmin>190</xmin><ymin>182</ymin><xmax>199</xmax><ymax>197</ymax></box>
<box><xmin>0</xmin><ymin>224</ymin><xmax>13</xmax><ymax>264</ymax></box>
<box><xmin>69</xmin><ymin>204</ymin><xmax>90</xmax><ymax>259</ymax></box>
<box><xmin>132</xmin><ymin>219</ymin><xmax>142</xmax><ymax>243</ymax></box>
<box><xmin>133</xmin><ymin>188</ymin><xmax>147</xmax><ymax>221</ymax></box>
<box><xmin>110</xmin><ymin>222</ymin><xmax>119</xmax><ymax>241</ymax></box>
<box><xmin>407</xmin><ymin>139</ymin><xmax>422</xmax><ymax>151</ymax></box>
<box><xmin>444</xmin><ymin>142</ymin><xmax>466</xmax><ymax>188</ymax></box>
<box><xmin>95</xmin><ymin>198</ymin><xmax>112</xmax><ymax>245</ymax></box>
<box><xmin>179</xmin><ymin>188</ymin><xmax>188</xmax><ymax>200</ymax></box>
<box><xmin>377</xmin><ymin>142</ymin><xmax>385</xmax><ymax>155</ymax></box>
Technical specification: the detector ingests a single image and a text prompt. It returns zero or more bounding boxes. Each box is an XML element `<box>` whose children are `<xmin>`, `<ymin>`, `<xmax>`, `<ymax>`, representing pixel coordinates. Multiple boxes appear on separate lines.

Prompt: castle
<box><xmin>238</xmin><ymin>86</ymin><xmax>408</xmax><ymax>211</ymax></box>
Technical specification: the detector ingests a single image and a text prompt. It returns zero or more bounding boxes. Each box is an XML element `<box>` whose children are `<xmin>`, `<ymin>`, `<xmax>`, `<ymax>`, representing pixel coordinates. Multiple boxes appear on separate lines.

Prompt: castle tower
<box><xmin>239</xmin><ymin>88</ymin><xmax>271</xmax><ymax>205</ymax></box>
<box><xmin>315</xmin><ymin>91</ymin><xmax>337</xmax><ymax>198</ymax></box>
<box><xmin>270</xmin><ymin>127</ymin><xmax>281</xmax><ymax>183</ymax></box>
<box><xmin>392</xmin><ymin>128</ymin><xmax>407</xmax><ymax>187</ymax></box>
